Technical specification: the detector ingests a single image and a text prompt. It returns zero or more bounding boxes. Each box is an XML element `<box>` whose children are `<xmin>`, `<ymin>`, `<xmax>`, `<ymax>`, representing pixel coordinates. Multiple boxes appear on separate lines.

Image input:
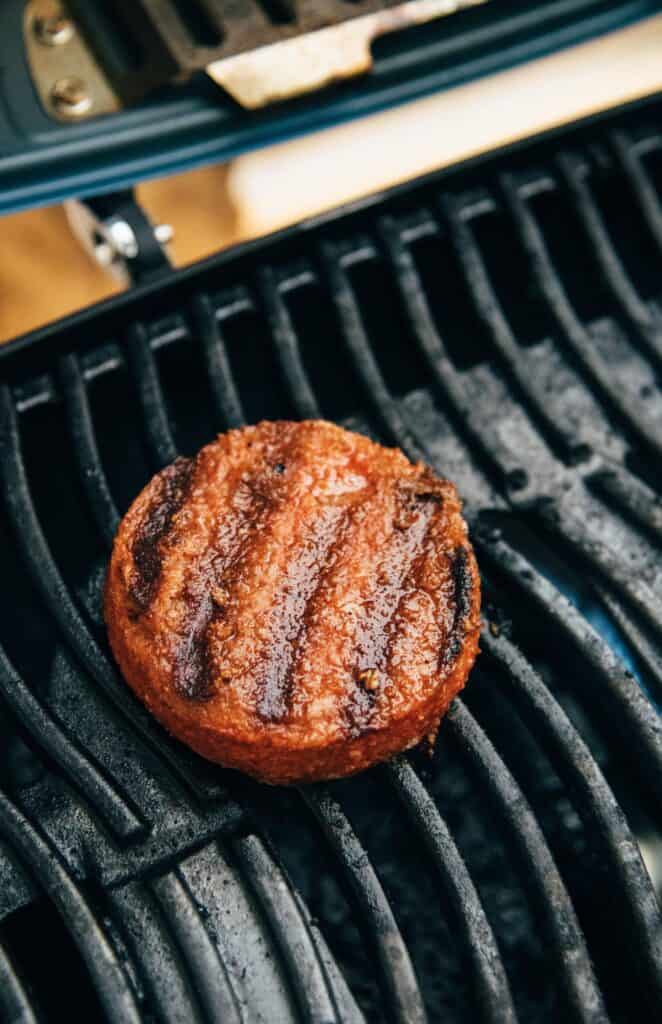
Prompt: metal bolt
<box><xmin>50</xmin><ymin>77</ymin><xmax>92</xmax><ymax>118</ymax></box>
<box><xmin>34</xmin><ymin>14</ymin><xmax>73</xmax><ymax>46</ymax></box>
<box><xmin>154</xmin><ymin>224</ymin><xmax>174</xmax><ymax>245</ymax></box>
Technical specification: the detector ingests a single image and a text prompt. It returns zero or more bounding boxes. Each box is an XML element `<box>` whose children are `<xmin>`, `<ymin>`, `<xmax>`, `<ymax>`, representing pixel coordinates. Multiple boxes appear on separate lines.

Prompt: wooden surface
<box><xmin>0</xmin><ymin>13</ymin><xmax>658</xmax><ymax>343</ymax></box>
<box><xmin>0</xmin><ymin>164</ymin><xmax>238</xmax><ymax>342</ymax></box>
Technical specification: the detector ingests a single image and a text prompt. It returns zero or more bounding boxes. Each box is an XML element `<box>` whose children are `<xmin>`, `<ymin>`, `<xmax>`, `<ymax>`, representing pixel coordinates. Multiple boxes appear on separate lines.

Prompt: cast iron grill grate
<box><xmin>1</xmin><ymin>99</ymin><xmax>662</xmax><ymax>1023</ymax></box>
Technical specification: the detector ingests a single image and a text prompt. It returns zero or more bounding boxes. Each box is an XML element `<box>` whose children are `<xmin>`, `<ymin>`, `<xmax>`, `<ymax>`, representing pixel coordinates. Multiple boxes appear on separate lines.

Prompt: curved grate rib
<box><xmin>475</xmin><ymin>531</ymin><xmax>662</xmax><ymax>806</ymax></box>
<box><xmin>258</xmin><ymin>267</ymin><xmax>322</xmax><ymax>420</ymax></box>
<box><xmin>0</xmin><ymin>941</ymin><xmax>38</xmax><ymax>1024</ymax></box>
<box><xmin>233</xmin><ymin>833</ymin><xmax>342</xmax><ymax>1024</ymax></box>
<box><xmin>190</xmin><ymin>293</ymin><xmax>246</xmax><ymax>430</ymax></box>
<box><xmin>556</xmin><ymin>151</ymin><xmax>662</xmax><ymax>365</ymax></box>
<box><xmin>587</xmin><ymin>463</ymin><xmax>662</xmax><ymax>547</ymax></box>
<box><xmin>499</xmin><ymin>172</ymin><xmax>662</xmax><ymax>462</ymax></box>
<box><xmin>108</xmin><ymin>881</ymin><xmax>205</xmax><ymax>1024</ymax></box>
<box><xmin>385</xmin><ymin>759</ymin><xmax>517</xmax><ymax>1024</ymax></box>
<box><xmin>447</xmin><ymin>700</ymin><xmax>606</xmax><ymax>1023</ymax></box>
<box><xmin>319</xmin><ymin>241</ymin><xmax>425</xmax><ymax>464</ymax></box>
<box><xmin>301</xmin><ymin>786</ymin><xmax>427</xmax><ymax>1024</ymax></box>
<box><xmin>481</xmin><ymin>629</ymin><xmax>662</xmax><ymax>1007</ymax></box>
<box><xmin>609</xmin><ymin>132</ymin><xmax>662</xmax><ymax>258</ymax></box>
<box><xmin>125</xmin><ymin>323</ymin><xmax>178</xmax><ymax>469</ymax></box>
<box><xmin>0</xmin><ymin>384</ymin><xmax>224</xmax><ymax>802</ymax></box>
<box><xmin>0</xmin><ymin>641</ymin><xmax>145</xmax><ymax>842</ymax></box>
<box><xmin>59</xmin><ymin>352</ymin><xmax>121</xmax><ymax>547</ymax></box>
<box><xmin>441</xmin><ymin>193</ymin><xmax>583</xmax><ymax>461</ymax></box>
<box><xmin>378</xmin><ymin>213</ymin><xmax>527</xmax><ymax>489</ymax></box>
<box><xmin>535</xmin><ymin>496</ymin><xmax>662</xmax><ymax>645</ymax></box>
<box><xmin>152</xmin><ymin>870</ymin><xmax>245</xmax><ymax>1024</ymax></box>
<box><xmin>377</xmin><ymin>213</ymin><xmax>471</xmax><ymax>415</ymax></box>
<box><xmin>0</xmin><ymin>788</ymin><xmax>142</xmax><ymax>1024</ymax></box>
<box><xmin>596</xmin><ymin>586</ymin><xmax>662</xmax><ymax>704</ymax></box>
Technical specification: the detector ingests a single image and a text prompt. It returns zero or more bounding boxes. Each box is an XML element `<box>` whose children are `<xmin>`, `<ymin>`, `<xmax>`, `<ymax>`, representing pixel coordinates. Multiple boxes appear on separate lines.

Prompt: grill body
<box><xmin>1</xmin><ymin>99</ymin><xmax>662</xmax><ymax>1023</ymax></box>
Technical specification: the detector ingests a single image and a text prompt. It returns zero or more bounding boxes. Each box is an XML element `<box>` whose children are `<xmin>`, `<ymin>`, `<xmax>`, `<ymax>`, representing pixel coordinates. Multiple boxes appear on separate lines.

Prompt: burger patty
<box><xmin>105</xmin><ymin>420</ymin><xmax>481</xmax><ymax>784</ymax></box>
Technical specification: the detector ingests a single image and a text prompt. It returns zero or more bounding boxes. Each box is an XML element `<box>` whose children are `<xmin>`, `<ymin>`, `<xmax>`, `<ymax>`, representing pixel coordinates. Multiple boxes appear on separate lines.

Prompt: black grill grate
<box><xmin>1</xmin><ymin>100</ymin><xmax>662</xmax><ymax>1023</ymax></box>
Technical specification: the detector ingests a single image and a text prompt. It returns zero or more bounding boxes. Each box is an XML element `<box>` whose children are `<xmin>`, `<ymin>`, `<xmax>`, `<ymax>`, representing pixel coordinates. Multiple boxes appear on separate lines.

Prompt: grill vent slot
<box><xmin>256</xmin><ymin>0</ymin><xmax>298</xmax><ymax>24</ymax></box>
<box><xmin>169</xmin><ymin>0</ymin><xmax>224</xmax><ymax>46</ymax></box>
<box><xmin>408</xmin><ymin>225</ymin><xmax>490</xmax><ymax>370</ymax></box>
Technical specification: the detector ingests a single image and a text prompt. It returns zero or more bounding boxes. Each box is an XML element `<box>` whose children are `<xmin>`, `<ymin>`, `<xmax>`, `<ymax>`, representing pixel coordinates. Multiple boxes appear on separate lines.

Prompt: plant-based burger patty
<box><xmin>104</xmin><ymin>420</ymin><xmax>481</xmax><ymax>784</ymax></box>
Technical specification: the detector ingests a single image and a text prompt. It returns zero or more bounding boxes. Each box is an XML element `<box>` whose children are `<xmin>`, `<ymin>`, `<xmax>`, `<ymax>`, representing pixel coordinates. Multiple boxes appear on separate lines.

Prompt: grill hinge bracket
<box><xmin>64</xmin><ymin>190</ymin><xmax>173</xmax><ymax>286</ymax></box>
<box><xmin>25</xmin><ymin>0</ymin><xmax>487</xmax><ymax>116</ymax></box>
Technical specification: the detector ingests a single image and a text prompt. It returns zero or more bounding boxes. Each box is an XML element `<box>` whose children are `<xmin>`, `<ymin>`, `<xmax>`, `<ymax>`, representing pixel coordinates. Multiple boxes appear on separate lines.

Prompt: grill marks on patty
<box><xmin>343</xmin><ymin>490</ymin><xmax>440</xmax><ymax>736</ymax></box>
<box><xmin>254</xmin><ymin>503</ymin><xmax>352</xmax><ymax>722</ymax></box>
<box><xmin>106</xmin><ymin>421</ymin><xmax>481</xmax><ymax>784</ymax></box>
<box><xmin>166</xmin><ymin>423</ymin><xmax>357</xmax><ymax>705</ymax></box>
<box><xmin>129</xmin><ymin>446</ymin><xmax>468</xmax><ymax>719</ymax></box>
<box><xmin>172</xmin><ymin>479</ymin><xmax>273</xmax><ymax>699</ymax></box>
<box><xmin>202</xmin><ymin>446</ymin><xmax>375</xmax><ymax>716</ymax></box>
<box><xmin>169</xmin><ymin>428</ymin><xmax>306</xmax><ymax>698</ymax></box>
<box><xmin>443</xmin><ymin>547</ymin><xmax>474</xmax><ymax>669</ymax></box>
<box><xmin>129</xmin><ymin>456</ymin><xmax>194</xmax><ymax>613</ymax></box>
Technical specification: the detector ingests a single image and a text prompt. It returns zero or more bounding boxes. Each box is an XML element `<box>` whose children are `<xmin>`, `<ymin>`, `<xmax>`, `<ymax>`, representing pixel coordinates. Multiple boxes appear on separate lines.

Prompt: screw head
<box><xmin>50</xmin><ymin>77</ymin><xmax>92</xmax><ymax>117</ymax></box>
<box><xmin>34</xmin><ymin>14</ymin><xmax>73</xmax><ymax>46</ymax></box>
<box><xmin>154</xmin><ymin>223</ymin><xmax>174</xmax><ymax>245</ymax></box>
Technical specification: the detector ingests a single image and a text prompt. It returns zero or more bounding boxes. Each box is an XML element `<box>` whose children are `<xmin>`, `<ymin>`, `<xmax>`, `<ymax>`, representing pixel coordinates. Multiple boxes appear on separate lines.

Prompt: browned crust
<box><xmin>105</xmin><ymin>420</ymin><xmax>481</xmax><ymax>785</ymax></box>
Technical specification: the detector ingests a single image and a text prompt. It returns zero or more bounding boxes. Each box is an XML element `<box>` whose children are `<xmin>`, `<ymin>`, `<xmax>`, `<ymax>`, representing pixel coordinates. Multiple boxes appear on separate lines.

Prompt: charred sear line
<box><xmin>256</xmin><ymin>505</ymin><xmax>350</xmax><ymax>723</ymax></box>
<box><xmin>129</xmin><ymin>456</ymin><xmax>193</xmax><ymax>613</ymax></box>
<box><xmin>173</xmin><ymin>594</ymin><xmax>219</xmax><ymax>701</ymax></box>
<box><xmin>344</xmin><ymin>498</ymin><xmax>438</xmax><ymax>738</ymax></box>
<box><xmin>452</xmin><ymin>546</ymin><xmax>473</xmax><ymax>624</ymax></box>
<box><xmin>441</xmin><ymin>546</ymin><xmax>473</xmax><ymax>668</ymax></box>
<box><xmin>173</xmin><ymin>481</ymin><xmax>272</xmax><ymax>700</ymax></box>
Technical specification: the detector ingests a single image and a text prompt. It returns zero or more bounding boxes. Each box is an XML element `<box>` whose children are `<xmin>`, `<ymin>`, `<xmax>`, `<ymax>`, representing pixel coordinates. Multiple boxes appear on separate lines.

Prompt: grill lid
<box><xmin>1</xmin><ymin>99</ymin><xmax>662</xmax><ymax>1022</ymax></box>
<box><xmin>0</xmin><ymin>0</ymin><xmax>658</xmax><ymax>211</ymax></box>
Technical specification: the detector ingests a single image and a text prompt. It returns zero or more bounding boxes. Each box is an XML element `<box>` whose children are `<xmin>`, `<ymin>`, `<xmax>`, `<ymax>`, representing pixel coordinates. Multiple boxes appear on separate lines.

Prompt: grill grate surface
<box><xmin>1</xmin><ymin>100</ymin><xmax>662</xmax><ymax>1022</ymax></box>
